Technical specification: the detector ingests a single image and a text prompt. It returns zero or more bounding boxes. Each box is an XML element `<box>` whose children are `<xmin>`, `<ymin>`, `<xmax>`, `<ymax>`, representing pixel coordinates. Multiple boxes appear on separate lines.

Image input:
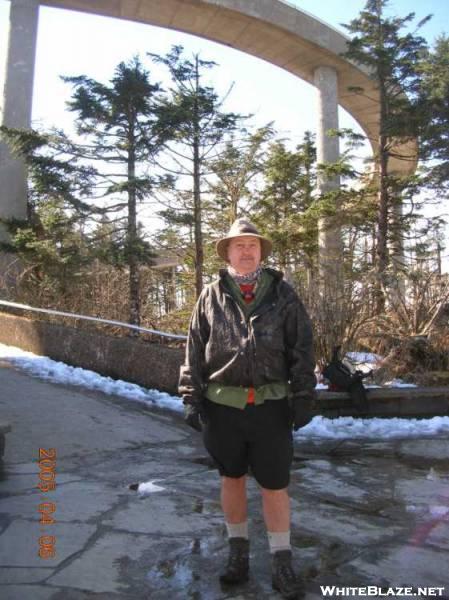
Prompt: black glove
<box><xmin>291</xmin><ymin>390</ymin><xmax>316</xmax><ymax>431</ymax></box>
<box><xmin>184</xmin><ymin>402</ymin><xmax>205</xmax><ymax>432</ymax></box>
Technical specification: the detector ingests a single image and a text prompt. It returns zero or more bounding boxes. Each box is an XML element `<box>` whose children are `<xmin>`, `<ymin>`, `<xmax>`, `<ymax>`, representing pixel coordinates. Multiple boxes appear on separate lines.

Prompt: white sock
<box><xmin>267</xmin><ymin>530</ymin><xmax>291</xmax><ymax>554</ymax></box>
<box><xmin>226</xmin><ymin>521</ymin><xmax>249</xmax><ymax>539</ymax></box>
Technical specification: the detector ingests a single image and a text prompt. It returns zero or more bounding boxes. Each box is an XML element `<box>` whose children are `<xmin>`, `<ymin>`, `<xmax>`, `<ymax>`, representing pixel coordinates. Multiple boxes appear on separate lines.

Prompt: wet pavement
<box><xmin>1</xmin><ymin>360</ymin><xmax>449</xmax><ymax>599</ymax></box>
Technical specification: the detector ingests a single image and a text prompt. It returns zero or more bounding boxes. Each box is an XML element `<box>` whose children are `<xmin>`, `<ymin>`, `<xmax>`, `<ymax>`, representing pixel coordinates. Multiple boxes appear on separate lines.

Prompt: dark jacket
<box><xmin>178</xmin><ymin>268</ymin><xmax>316</xmax><ymax>405</ymax></box>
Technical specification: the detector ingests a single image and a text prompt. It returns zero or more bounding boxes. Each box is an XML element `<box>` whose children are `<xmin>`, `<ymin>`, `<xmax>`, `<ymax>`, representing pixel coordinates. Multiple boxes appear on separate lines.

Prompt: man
<box><xmin>179</xmin><ymin>218</ymin><xmax>316</xmax><ymax>599</ymax></box>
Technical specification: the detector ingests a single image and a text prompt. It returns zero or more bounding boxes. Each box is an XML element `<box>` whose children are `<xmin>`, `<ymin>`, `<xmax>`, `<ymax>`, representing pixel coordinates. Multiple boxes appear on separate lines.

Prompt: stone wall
<box><xmin>0</xmin><ymin>312</ymin><xmax>184</xmax><ymax>395</ymax></box>
<box><xmin>1</xmin><ymin>312</ymin><xmax>448</xmax><ymax>418</ymax></box>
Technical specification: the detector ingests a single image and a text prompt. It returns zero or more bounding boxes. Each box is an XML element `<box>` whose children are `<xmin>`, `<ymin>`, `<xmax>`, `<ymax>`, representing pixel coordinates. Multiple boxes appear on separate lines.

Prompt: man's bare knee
<box><xmin>261</xmin><ymin>486</ymin><xmax>288</xmax><ymax>497</ymax></box>
<box><xmin>222</xmin><ymin>475</ymin><xmax>246</xmax><ymax>490</ymax></box>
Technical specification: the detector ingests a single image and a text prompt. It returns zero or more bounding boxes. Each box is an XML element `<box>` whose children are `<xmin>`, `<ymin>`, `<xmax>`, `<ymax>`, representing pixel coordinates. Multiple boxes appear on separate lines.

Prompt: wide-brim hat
<box><xmin>216</xmin><ymin>218</ymin><xmax>272</xmax><ymax>262</ymax></box>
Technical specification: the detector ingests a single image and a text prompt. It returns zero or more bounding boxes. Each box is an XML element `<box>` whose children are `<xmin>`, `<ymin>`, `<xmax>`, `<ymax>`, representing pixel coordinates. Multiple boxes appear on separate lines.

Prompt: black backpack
<box><xmin>322</xmin><ymin>346</ymin><xmax>371</xmax><ymax>414</ymax></box>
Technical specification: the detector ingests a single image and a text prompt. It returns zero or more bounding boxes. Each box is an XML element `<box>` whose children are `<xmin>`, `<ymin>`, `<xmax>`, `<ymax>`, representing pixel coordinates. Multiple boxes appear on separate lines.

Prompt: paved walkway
<box><xmin>1</xmin><ymin>359</ymin><xmax>449</xmax><ymax>599</ymax></box>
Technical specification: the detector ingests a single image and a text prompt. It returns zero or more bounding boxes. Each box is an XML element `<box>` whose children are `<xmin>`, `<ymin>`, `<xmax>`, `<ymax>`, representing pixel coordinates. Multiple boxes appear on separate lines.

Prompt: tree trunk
<box><xmin>127</xmin><ymin>126</ymin><xmax>140</xmax><ymax>328</ymax></box>
<box><xmin>374</xmin><ymin>71</ymin><xmax>389</xmax><ymax>314</ymax></box>
<box><xmin>375</xmin><ymin>145</ymin><xmax>388</xmax><ymax>313</ymax></box>
<box><xmin>193</xmin><ymin>56</ymin><xmax>203</xmax><ymax>299</ymax></box>
<box><xmin>436</xmin><ymin>242</ymin><xmax>442</xmax><ymax>276</ymax></box>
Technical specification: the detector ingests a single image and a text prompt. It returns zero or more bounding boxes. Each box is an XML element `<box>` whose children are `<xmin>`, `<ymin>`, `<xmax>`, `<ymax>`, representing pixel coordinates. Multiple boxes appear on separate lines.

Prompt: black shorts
<box><xmin>202</xmin><ymin>398</ymin><xmax>293</xmax><ymax>490</ymax></box>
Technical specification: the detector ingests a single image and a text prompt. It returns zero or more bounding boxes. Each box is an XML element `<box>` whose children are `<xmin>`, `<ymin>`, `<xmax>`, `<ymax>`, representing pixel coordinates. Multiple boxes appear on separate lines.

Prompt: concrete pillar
<box><xmin>0</xmin><ymin>0</ymin><xmax>40</xmax><ymax>238</ymax></box>
<box><xmin>314</xmin><ymin>65</ymin><xmax>343</xmax><ymax>296</ymax></box>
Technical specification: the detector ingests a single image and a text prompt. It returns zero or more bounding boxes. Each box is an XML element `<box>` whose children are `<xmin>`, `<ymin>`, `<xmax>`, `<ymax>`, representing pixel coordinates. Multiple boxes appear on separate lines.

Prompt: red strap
<box><xmin>239</xmin><ymin>283</ymin><xmax>256</xmax><ymax>304</ymax></box>
<box><xmin>238</xmin><ymin>286</ymin><xmax>255</xmax><ymax>403</ymax></box>
<box><xmin>247</xmin><ymin>387</ymin><xmax>255</xmax><ymax>404</ymax></box>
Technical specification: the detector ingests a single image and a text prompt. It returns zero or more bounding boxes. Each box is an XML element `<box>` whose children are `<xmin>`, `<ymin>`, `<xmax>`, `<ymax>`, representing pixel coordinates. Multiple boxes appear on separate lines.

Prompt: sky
<box><xmin>1</xmin><ymin>0</ymin><xmax>449</xmax><ymax>262</ymax></box>
<box><xmin>1</xmin><ymin>0</ymin><xmax>448</xmax><ymax>158</ymax></box>
<box><xmin>3</xmin><ymin>341</ymin><xmax>449</xmax><ymax>442</ymax></box>
<box><xmin>1</xmin><ymin>0</ymin><xmax>447</xmax><ymax>137</ymax></box>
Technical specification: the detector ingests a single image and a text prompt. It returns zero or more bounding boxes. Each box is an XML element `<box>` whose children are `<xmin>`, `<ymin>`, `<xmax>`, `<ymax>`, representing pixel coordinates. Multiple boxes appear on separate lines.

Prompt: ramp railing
<box><xmin>0</xmin><ymin>300</ymin><xmax>187</xmax><ymax>341</ymax></box>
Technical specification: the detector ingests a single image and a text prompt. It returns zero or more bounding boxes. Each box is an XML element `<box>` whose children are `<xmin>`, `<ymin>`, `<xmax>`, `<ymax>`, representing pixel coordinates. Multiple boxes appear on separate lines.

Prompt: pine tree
<box><xmin>1</xmin><ymin>57</ymin><xmax>173</xmax><ymax>326</ymax></box>
<box><xmin>150</xmin><ymin>46</ymin><xmax>244</xmax><ymax>297</ymax></box>
<box><xmin>62</xmin><ymin>57</ymin><xmax>172</xmax><ymax>326</ymax></box>
<box><xmin>254</xmin><ymin>133</ymin><xmax>317</xmax><ymax>281</ymax></box>
<box><xmin>419</xmin><ymin>35</ymin><xmax>449</xmax><ymax>194</ymax></box>
<box><xmin>343</xmin><ymin>0</ymin><xmax>430</xmax><ymax>312</ymax></box>
<box><xmin>206</xmin><ymin>124</ymin><xmax>275</xmax><ymax>227</ymax></box>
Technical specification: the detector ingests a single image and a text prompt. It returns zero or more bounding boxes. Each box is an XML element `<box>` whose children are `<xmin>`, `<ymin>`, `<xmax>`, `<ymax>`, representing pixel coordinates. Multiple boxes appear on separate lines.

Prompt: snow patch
<box><xmin>0</xmin><ymin>342</ymin><xmax>182</xmax><ymax>412</ymax></box>
<box><xmin>295</xmin><ymin>415</ymin><xmax>449</xmax><ymax>440</ymax></box>
<box><xmin>2</xmin><ymin>342</ymin><xmax>449</xmax><ymax>441</ymax></box>
<box><xmin>138</xmin><ymin>480</ymin><xmax>166</xmax><ymax>495</ymax></box>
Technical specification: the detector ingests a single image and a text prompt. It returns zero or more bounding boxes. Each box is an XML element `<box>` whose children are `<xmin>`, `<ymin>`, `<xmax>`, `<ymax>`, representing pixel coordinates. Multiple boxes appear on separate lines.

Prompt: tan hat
<box><xmin>216</xmin><ymin>218</ymin><xmax>272</xmax><ymax>262</ymax></box>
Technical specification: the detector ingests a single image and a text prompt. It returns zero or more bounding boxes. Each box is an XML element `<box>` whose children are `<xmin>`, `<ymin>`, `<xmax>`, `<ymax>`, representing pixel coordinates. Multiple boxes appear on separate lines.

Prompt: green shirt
<box><xmin>206</xmin><ymin>381</ymin><xmax>290</xmax><ymax>409</ymax></box>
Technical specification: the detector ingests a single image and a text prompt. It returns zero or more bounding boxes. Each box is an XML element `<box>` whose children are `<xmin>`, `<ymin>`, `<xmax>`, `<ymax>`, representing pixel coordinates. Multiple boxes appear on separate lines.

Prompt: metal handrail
<box><xmin>0</xmin><ymin>300</ymin><xmax>188</xmax><ymax>341</ymax></box>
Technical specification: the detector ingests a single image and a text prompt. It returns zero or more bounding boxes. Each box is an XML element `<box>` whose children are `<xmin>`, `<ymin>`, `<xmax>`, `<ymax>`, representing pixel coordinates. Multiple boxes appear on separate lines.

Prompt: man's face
<box><xmin>227</xmin><ymin>236</ymin><xmax>262</xmax><ymax>275</ymax></box>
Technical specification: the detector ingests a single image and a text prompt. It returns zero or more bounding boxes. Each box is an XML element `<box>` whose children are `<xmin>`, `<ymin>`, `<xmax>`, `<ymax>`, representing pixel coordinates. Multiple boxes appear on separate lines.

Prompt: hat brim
<box><xmin>216</xmin><ymin>234</ymin><xmax>272</xmax><ymax>262</ymax></box>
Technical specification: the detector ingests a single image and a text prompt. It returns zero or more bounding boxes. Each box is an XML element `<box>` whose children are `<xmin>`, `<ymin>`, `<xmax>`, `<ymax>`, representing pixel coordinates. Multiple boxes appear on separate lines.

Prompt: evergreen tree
<box><xmin>0</xmin><ymin>196</ymin><xmax>90</xmax><ymax>305</ymax></box>
<box><xmin>1</xmin><ymin>57</ymin><xmax>172</xmax><ymax>326</ymax></box>
<box><xmin>207</xmin><ymin>124</ymin><xmax>275</xmax><ymax>227</ymax></box>
<box><xmin>254</xmin><ymin>133</ymin><xmax>317</xmax><ymax>281</ymax></box>
<box><xmin>0</xmin><ymin>126</ymin><xmax>97</xmax><ymax>302</ymax></box>
<box><xmin>343</xmin><ymin>0</ymin><xmax>430</xmax><ymax>312</ymax></box>
<box><xmin>62</xmin><ymin>57</ymin><xmax>172</xmax><ymax>326</ymax></box>
<box><xmin>419</xmin><ymin>35</ymin><xmax>449</xmax><ymax>193</ymax></box>
<box><xmin>0</xmin><ymin>126</ymin><xmax>96</xmax><ymax>220</ymax></box>
<box><xmin>150</xmin><ymin>45</ymin><xmax>244</xmax><ymax>297</ymax></box>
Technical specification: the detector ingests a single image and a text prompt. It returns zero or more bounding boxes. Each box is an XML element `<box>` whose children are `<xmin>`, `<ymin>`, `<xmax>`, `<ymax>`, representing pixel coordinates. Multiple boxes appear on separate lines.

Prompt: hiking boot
<box><xmin>219</xmin><ymin>537</ymin><xmax>249</xmax><ymax>585</ymax></box>
<box><xmin>271</xmin><ymin>549</ymin><xmax>305</xmax><ymax>599</ymax></box>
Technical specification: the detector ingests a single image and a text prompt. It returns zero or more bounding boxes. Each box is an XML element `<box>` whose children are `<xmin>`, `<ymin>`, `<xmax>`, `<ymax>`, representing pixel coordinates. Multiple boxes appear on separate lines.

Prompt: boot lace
<box><xmin>227</xmin><ymin>551</ymin><xmax>247</xmax><ymax>572</ymax></box>
<box><xmin>277</xmin><ymin>561</ymin><xmax>298</xmax><ymax>588</ymax></box>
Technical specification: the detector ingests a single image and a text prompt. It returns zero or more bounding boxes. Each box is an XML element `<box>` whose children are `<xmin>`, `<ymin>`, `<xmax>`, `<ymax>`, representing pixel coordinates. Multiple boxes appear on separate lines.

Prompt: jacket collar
<box><xmin>218</xmin><ymin>266</ymin><xmax>284</xmax><ymax>281</ymax></box>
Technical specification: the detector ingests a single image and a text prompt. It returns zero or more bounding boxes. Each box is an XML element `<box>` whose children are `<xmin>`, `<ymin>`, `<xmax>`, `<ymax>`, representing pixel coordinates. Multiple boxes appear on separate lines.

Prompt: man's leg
<box><xmin>261</xmin><ymin>487</ymin><xmax>304</xmax><ymax>599</ymax></box>
<box><xmin>261</xmin><ymin>486</ymin><xmax>290</xmax><ymax>533</ymax></box>
<box><xmin>221</xmin><ymin>475</ymin><xmax>247</xmax><ymax>524</ymax></box>
<box><xmin>220</xmin><ymin>475</ymin><xmax>250</xmax><ymax>584</ymax></box>
<box><xmin>202</xmin><ymin>403</ymin><xmax>250</xmax><ymax>585</ymax></box>
<box><xmin>261</xmin><ymin>486</ymin><xmax>292</xmax><ymax>553</ymax></box>
<box><xmin>250</xmin><ymin>401</ymin><xmax>294</xmax><ymax>555</ymax></box>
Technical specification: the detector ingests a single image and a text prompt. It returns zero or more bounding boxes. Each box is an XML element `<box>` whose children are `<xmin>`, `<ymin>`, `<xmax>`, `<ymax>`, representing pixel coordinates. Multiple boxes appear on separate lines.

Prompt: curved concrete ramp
<box><xmin>1</xmin><ymin>0</ymin><xmax>416</xmax><ymax>229</ymax></box>
<box><xmin>41</xmin><ymin>0</ymin><xmax>415</xmax><ymax>174</ymax></box>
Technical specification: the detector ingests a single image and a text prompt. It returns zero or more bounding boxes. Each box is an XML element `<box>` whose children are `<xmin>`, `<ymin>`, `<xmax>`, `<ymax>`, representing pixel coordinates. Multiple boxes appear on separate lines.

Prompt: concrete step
<box><xmin>0</xmin><ymin>422</ymin><xmax>12</xmax><ymax>434</ymax></box>
<box><xmin>0</xmin><ymin>421</ymin><xmax>12</xmax><ymax>458</ymax></box>
<box><xmin>315</xmin><ymin>386</ymin><xmax>449</xmax><ymax>418</ymax></box>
